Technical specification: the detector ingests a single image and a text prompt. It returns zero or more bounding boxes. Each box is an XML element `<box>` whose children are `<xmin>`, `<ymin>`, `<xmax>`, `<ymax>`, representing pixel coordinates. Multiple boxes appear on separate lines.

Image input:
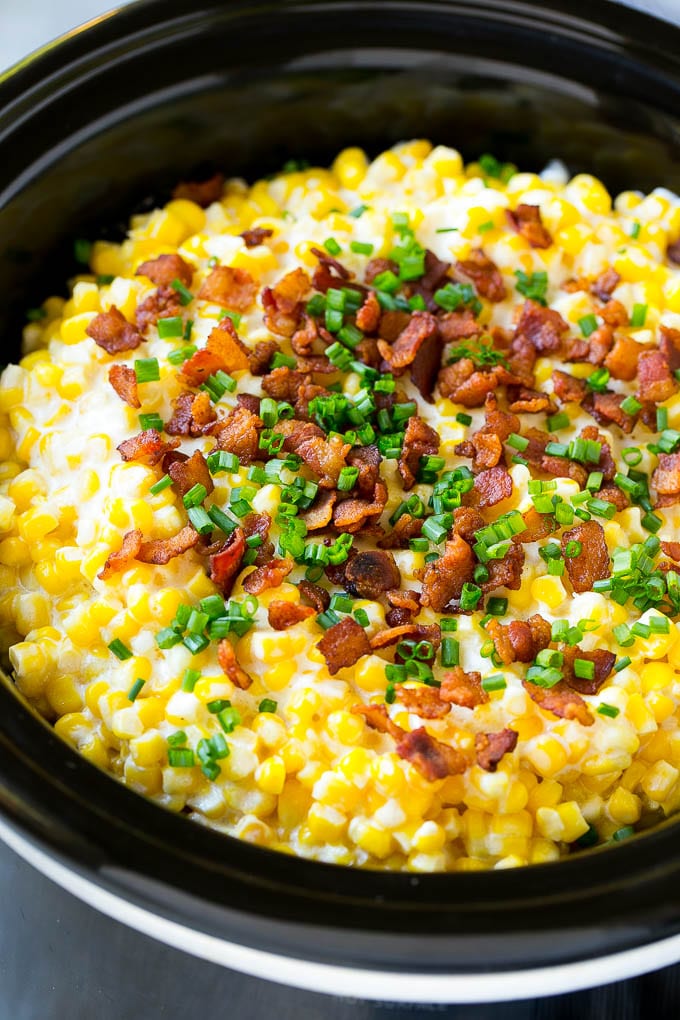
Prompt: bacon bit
<box><xmin>487</xmin><ymin>614</ymin><xmax>551</xmax><ymax>665</ymax></box>
<box><xmin>136</xmin><ymin>285</ymin><xmax>183</xmax><ymax>334</ymax></box>
<box><xmin>298</xmin><ymin>579</ymin><xmax>331</xmax><ymax>612</ymax></box>
<box><xmin>506</xmin><ymin>204</ymin><xmax>552</xmax><ymax>248</ymax></box>
<box><xmin>166</xmin><ymin>391</ymin><xmax>215</xmax><ymax>436</ymax></box>
<box><xmin>439</xmin><ymin>667</ymin><xmax>486</xmax><ymax>708</ymax></box>
<box><xmin>600</xmin><ymin>300</ymin><xmax>629</xmax><ymax>328</ymax></box>
<box><xmin>580</xmin><ymin>424</ymin><xmax>616</xmax><ymax>481</ymax></box>
<box><xmin>387</xmin><ymin>588</ymin><xmax>420</xmax><ymax>613</ymax></box>
<box><xmin>591</xmin><ymin>267</ymin><xmax>620</xmax><ymax>302</ymax></box>
<box><xmin>552</xmin><ymin>369</ymin><xmax>587</xmax><ymax>404</ymax></box>
<box><xmin>396</xmin><ymin>686</ymin><xmax>450</xmax><ymax>719</ymax></box>
<box><xmin>259</xmin><ymin>367</ymin><xmax>305</xmax><ymax>404</ymax></box>
<box><xmin>579</xmin><ymin>324</ymin><xmax>614</xmax><ymax>366</ymax></box>
<box><xmin>168</xmin><ymin>449</ymin><xmax>214</xmax><ymax>498</ymax></box>
<box><xmin>275</xmin><ymin>417</ymin><xmax>324</xmax><ymax>450</ymax></box>
<box><xmin>240</xmin><ymin>227</ymin><xmax>273</xmax><ymax>248</ymax></box>
<box><xmin>365</xmin><ymin>257</ymin><xmax>399</xmax><ymax>285</ymax></box>
<box><xmin>136</xmin><ymin>253</ymin><xmax>193</xmax><ymax>288</ymax></box>
<box><xmin>560</xmin><ymin>645</ymin><xmax>616</xmax><ymax>696</ymax></box>
<box><xmin>598</xmin><ymin>334</ymin><xmax>639</xmax><ymax>382</ymax></box>
<box><xmin>521</xmin><ymin>427</ymin><xmax>587</xmax><ymax>488</ymax></box>
<box><xmin>267</xmin><ymin>600</ymin><xmax>315</xmax><ymax>630</ymax></box>
<box><xmin>668</xmin><ymin>241</ymin><xmax>680</xmax><ymax>265</ymax></box>
<box><xmin>398</xmin><ymin>415</ymin><xmax>440</xmax><ymax>490</ymax></box>
<box><xmin>437</xmin><ymin>359</ymin><xmax>505</xmax><ymax>407</ymax></box>
<box><xmin>463</xmin><ymin>466</ymin><xmax>513</xmax><ymax>510</ymax></box>
<box><xmin>515</xmin><ymin>299</ymin><xmax>569</xmax><ymax>354</ymax></box>
<box><xmin>262</xmin><ymin>267</ymin><xmax>311</xmax><ymax>336</ymax></box>
<box><xmin>438</xmin><ymin>308</ymin><xmax>483</xmax><ymax>342</ymax></box>
<box><xmin>468</xmin><ymin>393</ymin><xmax>520</xmax><ymax>467</ymax></box>
<box><xmin>137</xmin><ymin>525</ymin><xmax>200</xmax><ymax>565</ymax></box>
<box><xmin>370</xmin><ymin>622</ymin><xmax>441</xmax><ymax>652</ymax></box>
<box><xmin>508</xmin><ymin>387</ymin><xmax>554</xmax><ymax>414</ymax></box>
<box><xmin>347</xmin><ymin>445</ymin><xmax>381</xmax><ymax>499</ymax></box>
<box><xmin>86</xmin><ymin>306</ymin><xmax>144</xmax><ymax>355</ymax></box>
<box><xmin>98</xmin><ymin>528</ymin><xmax>143</xmax><ymax>580</ymax></box>
<box><xmin>583</xmin><ymin>391</ymin><xmax>636</xmax><ymax>433</ymax></box>
<box><xmin>378</xmin><ymin>513</ymin><xmax>423</xmax><ymax>549</ymax></box>
<box><xmin>562</xmin><ymin>520</ymin><xmax>610</xmax><ymax>593</ymax></box>
<box><xmin>514</xmin><ymin>507</ymin><xmax>559</xmax><ymax>544</ymax></box>
<box><xmin>356</xmin><ymin>290</ymin><xmax>381</xmax><ymax>333</ymax></box>
<box><xmin>653</xmin><ymin>453</ymin><xmax>680</xmax><ymax>507</ymax></box>
<box><xmin>209</xmin><ymin>528</ymin><xmax>246</xmax><ymax>595</ymax></box>
<box><xmin>294</xmin><ymin>433</ymin><xmax>350</xmax><ymax>490</ymax></box>
<box><xmin>296</xmin><ymin>490</ymin><xmax>334</xmax><ymax>532</ymax></box>
<box><xmin>351</xmin><ymin>702</ymin><xmax>404</xmax><ymax>741</ymax></box>
<box><xmin>333</xmin><ymin>480</ymin><xmax>388</xmax><ymax>533</ymax></box>
<box><xmin>199</xmin><ymin>266</ymin><xmax>257</xmax><ymax>312</ymax></box>
<box><xmin>637</xmin><ymin>350</ymin><xmax>677</xmax><ymax>403</ymax></box>
<box><xmin>242</xmin><ymin>510</ymin><xmax>273</xmax><ymax>561</ymax></box>
<box><xmin>523</xmin><ymin>680</ymin><xmax>593</xmax><ymax>726</ymax></box>
<box><xmin>117</xmin><ymin>429</ymin><xmax>180</xmax><ymax>465</ymax></box>
<box><xmin>206</xmin><ymin>404</ymin><xmax>263</xmax><ymax>465</ymax></box>
<box><xmin>409</xmin><ymin>326</ymin><xmax>444</xmax><ymax>401</ymax></box>
<box><xmin>662</xmin><ymin>540</ymin><xmax>680</xmax><ymax>561</ymax></box>
<box><xmin>181</xmin><ymin>317</ymin><xmax>250</xmax><ymax>385</ymax></box>
<box><xmin>248</xmin><ymin>340</ymin><xmax>279</xmax><ymax>376</ymax></box>
<box><xmin>317</xmin><ymin>616</ymin><xmax>372</xmax><ymax>675</ymax></box>
<box><xmin>659</xmin><ymin>325</ymin><xmax>680</xmax><ymax>372</ymax></box>
<box><xmin>345</xmin><ymin>550</ymin><xmax>401</xmax><ymax>600</ymax></box>
<box><xmin>377</xmin><ymin>311</ymin><xmax>439</xmax><ymax>371</ymax></box>
<box><xmin>217</xmin><ymin>638</ymin><xmax>252</xmax><ymax>689</ymax></box>
<box><xmin>242</xmin><ymin>557</ymin><xmax>294</xmax><ymax>595</ymax></box>
<box><xmin>454</xmin><ymin>248</ymin><xmax>506</xmax><ymax>302</ymax></box>
<box><xmin>475</xmin><ymin>728</ymin><xmax>519</xmax><ymax>772</ymax></box>
<box><xmin>396</xmin><ymin>727</ymin><xmax>468</xmax><ymax>781</ymax></box>
<box><xmin>295</xmin><ymin>381</ymin><xmax>332</xmax><ymax>420</ymax></box>
<box><xmin>108</xmin><ymin>365</ymin><xmax>140</xmax><ymax>408</ymax></box>
<box><xmin>482</xmin><ymin>543</ymin><xmax>525</xmax><ymax>594</ymax></box>
<box><xmin>295</xmin><ymin>354</ymin><xmax>335</xmax><ymax>375</ymax></box>
<box><xmin>235</xmin><ymin>395</ymin><xmax>260</xmax><ymax>417</ymax></box>
<box><xmin>449</xmin><ymin>507</ymin><xmax>483</xmax><ymax>546</ymax></box>
<box><xmin>378</xmin><ymin>309</ymin><xmax>412</xmax><ymax>343</ymax></box>
<box><xmin>310</xmin><ymin>246</ymin><xmax>351</xmax><ymax>281</ymax></box>
<box><xmin>419</xmin><ymin>533</ymin><xmax>475</xmax><ymax>611</ymax></box>
<box><xmin>290</xmin><ymin>314</ymin><xmax>320</xmax><ymax>358</ymax></box>
<box><xmin>173</xmin><ymin>172</ymin><xmax>224</xmax><ymax>207</ymax></box>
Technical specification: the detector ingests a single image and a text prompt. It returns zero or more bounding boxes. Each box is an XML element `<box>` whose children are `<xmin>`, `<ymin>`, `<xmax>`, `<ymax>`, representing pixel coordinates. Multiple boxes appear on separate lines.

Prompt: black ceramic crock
<box><xmin>3</xmin><ymin>0</ymin><xmax>680</xmax><ymax>1002</ymax></box>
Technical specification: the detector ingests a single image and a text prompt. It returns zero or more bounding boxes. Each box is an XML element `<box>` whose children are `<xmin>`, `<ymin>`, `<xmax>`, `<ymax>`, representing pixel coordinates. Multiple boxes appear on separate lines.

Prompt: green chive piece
<box><xmin>149</xmin><ymin>474</ymin><xmax>173</xmax><ymax>495</ymax></box>
<box><xmin>157</xmin><ymin>316</ymin><xmax>183</xmax><ymax>339</ymax></box>
<box><xmin>108</xmin><ymin>639</ymin><xmax>132</xmax><ymax>661</ymax></box>
<box><xmin>127</xmin><ymin>678</ymin><xmax>145</xmax><ymax>702</ymax></box>
<box><xmin>134</xmin><ymin>358</ymin><xmax>160</xmax><ymax>383</ymax></box>
<box><xmin>630</xmin><ymin>303</ymin><xmax>648</xmax><ymax>328</ymax></box>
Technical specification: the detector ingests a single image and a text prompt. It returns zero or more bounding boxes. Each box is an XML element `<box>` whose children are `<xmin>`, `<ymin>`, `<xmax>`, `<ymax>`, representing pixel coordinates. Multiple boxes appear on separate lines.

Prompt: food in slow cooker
<box><xmin>2</xmin><ymin>141</ymin><xmax>680</xmax><ymax>871</ymax></box>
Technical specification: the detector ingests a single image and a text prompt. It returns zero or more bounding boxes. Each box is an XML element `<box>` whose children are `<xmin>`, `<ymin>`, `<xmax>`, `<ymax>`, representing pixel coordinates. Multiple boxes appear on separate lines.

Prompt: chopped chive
<box><xmin>259</xmin><ymin>698</ymin><xmax>278</xmax><ymax>713</ymax></box>
<box><xmin>630</xmin><ymin>221</ymin><xmax>641</xmax><ymax>240</ymax></box>
<box><xmin>134</xmin><ymin>357</ymin><xmax>160</xmax><ymax>383</ymax></box>
<box><xmin>171</xmin><ymin>278</ymin><xmax>194</xmax><ymax>305</ymax></box>
<box><xmin>620</xmin><ymin>395</ymin><xmax>642</xmax><ymax>416</ymax></box>
<box><xmin>271</xmin><ymin>352</ymin><xmax>297</xmax><ymax>370</ymax></box>
<box><xmin>324</xmin><ymin>237</ymin><xmax>342</xmax><ymax>256</ymax></box>
<box><xmin>150</xmin><ymin>474</ymin><xmax>173</xmax><ymax>495</ymax></box>
<box><xmin>108</xmin><ymin>639</ymin><xmax>132</xmax><ymax>661</ymax></box>
<box><xmin>578</xmin><ymin>314</ymin><xmax>598</xmax><ymax>338</ymax></box>
<box><xmin>187</xmin><ymin>506</ymin><xmax>213</xmax><ymax>535</ymax></box>
<box><xmin>630</xmin><ymin>303</ymin><xmax>648</xmax><ymax>328</ymax></box>
<box><xmin>183</xmin><ymin>483</ymin><xmax>207</xmax><ymax>509</ymax></box>
<box><xmin>456</xmin><ymin>412</ymin><xmax>472</xmax><ymax>426</ymax></box>
<box><xmin>482</xmin><ymin>674</ymin><xmax>506</xmax><ymax>693</ymax></box>
<box><xmin>350</xmin><ymin>240</ymin><xmax>374</xmax><ymax>255</ymax></box>
<box><xmin>349</xmin><ymin>204</ymin><xmax>369</xmax><ymax>218</ymax></box>
<box><xmin>167</xmin><ymin>730</ymin><xmax>187</xmax><ymax>747</ymax></box>
<box><xmin>207</xmin><ymin>450</ymin><xmax>239</xmax><ymax>475</ymax></box>
<box><xmin>507</xmin><ymin>433</ymin><xmax>529</xmax><ymax>452</ymax></box>
<box><xmin>139</xmin><ymin>413</ymin><xmax>164</xmax><ymax>432</ymax></box>
<box><xmin>74</xmin><ymin>238</ymin><xmax>92</xmax><ymax>265</ymax></box>
<box><xmin>167</xmin><ymin>344</ymin><xmax>197</xmax><ymax>365</ymax></box>
<box><xmin>460</xmin><ymin>582</ymin><xmax>482</xmax><ymax>611</ymax></box>
<box><xmin>168</xmin><ymin>747</ymin><xmax>195</xmax><ymax>768</ymax></box>
<box><xmin>127</xmin><ymin>678</ymin><xmax>145</xmax><ymax>702</ymax></box>
<box><xmin>440</xmin><ymin>637</ymin><xmax>460</xmax><ymax>667</ymax></box>
<box><xmin>547</xmin><ymin>411</ymin><xmax>569</xmax><ymax>431</ymax></box>
<box><xmin>26</xmin><ymin>307</ymin><xmax>47</xmax><ymax>321</ymax></box>
<box><xmin>157</xmin><ymin>316</ymin><xmax>183</xmax><ymax>339</ymax></box>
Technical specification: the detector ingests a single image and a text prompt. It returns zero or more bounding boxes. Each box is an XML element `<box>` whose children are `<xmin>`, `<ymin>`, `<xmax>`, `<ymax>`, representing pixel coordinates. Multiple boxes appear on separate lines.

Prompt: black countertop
<box><xmin>2</xmin><ymin>840</ymin><xmax>680</xmax><ymax>1019</ymax></box>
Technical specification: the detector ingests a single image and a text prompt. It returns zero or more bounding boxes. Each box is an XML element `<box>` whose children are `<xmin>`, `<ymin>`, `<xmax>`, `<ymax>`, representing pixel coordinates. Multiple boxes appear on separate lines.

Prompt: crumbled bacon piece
<box><xmin>199</xmin><ymin>266</ymin><xmax>257</xmax><ymax>311</ymax></box>
<box><xmin>166</xmin><ymin>391</ymin><xmax>216</xmax><ymax>436</ymax></box>
<box><xmin>396</xmin><ymin>727</ymin><xmax>468</xmax><ymax>781</ymax></box>
<box><xmin>462</xmin><ymin>393</ymin><xmax>519</xmax><ymax>469</ymax></box>
<box><xmin>583</xmin><ymin>391</ymin><xmax>636</xmax><ymax>433</ymax></box>
<box><xmin>310</xmin><ymin>246</ymin><xmax>351</xmax><ymax>281</ymax></box>
<box><xmin>475</xmin><ymin>729</ymin><xmax>519</xmax><ymax>772</ymax></box>
<box><xmin>523</xmin><ymin>681</ymin><xmax>593</xmax><ymax>726</ymax></box>
<box><xmin>515</xmin><ymin>299</ymin><xmax>569</xmax><ymax>353</ymax></box>
<box><xmin>409</xmin><ymin>326</ymin><xmax>444</xmax><ymax>401</ymax></box>
<box><xmin>345</xmin><ymin>550</ymin><xmax>401</xmax><ymax>600</ymax></box>
<box><xmin>298</xmin><ymin>579</ymin><xmax>331</xmax><ymax>612</ymax></box>
<box><xmin>438</xmin><ymin>308</ymin><xmax>483</xmax><ymax>342</ymax></box>
<box><xmin>562</xmin><ymin>520</ymin><xmax>610</xmax><ymax>593</ymax></box>
<box><xmin>317</xmin><ymin>617</ymin><xmax>372</xmax><ymax>675</ymax></box>
<box><xmin>506</xmin><ymin>204</ymin><xmax>552</xmax><ymax>248</ymax></box>
<box><xmin>168</xmin><ymin>450</ymin><xmax>213</xmax><ymax>499</ymax></box>
<box><xmin>552</xmin><ymin>369</ymin><xmax>587</xmax><ymax>404</ymax></box>
<box><xmin>514</xmin><ymin>507</ymin><xmax>558</xmax><ymax>544</ymax></box>
<box><xmin>663</xmin><ymin>540</ymin><xmax>680</xmax><ymax>561</ymax></box>
<box><xmin>463</xmin><ymin>466</ymin><xmax>513</xmax><ymax>509</ymax></box>
<box><xmin>377</xmin><ymin>311</ymin><xmax>439</xmax><ymax>371</ymax></box>
<box><xmin>262</xmin><ymin>267</ymin><xmax>310</xmax><ymax>336</ymax></box>
<box><xmin>387</xmin><ymin>588</ymin><xmax>420</xmax><ymax>613</ymax></box>
<box><xmin>290</xmin><ymin>314</ymin><xmax>319</xmax><ymax>358</ymax></box>
<box><xmin>439</xmin><ymin>667</ymin><xmax>486</xmax><ymax>708</ymax></box>
<box><xmin>218</xmin><ymin>638</ymin><xmax>252</xmax><ymax>689</ymax></box>
<box><xmin>591</xmin><ymin>267</ymin><xmax>620</xmax><ymax>302</ymax></box>
<box><xmin>452</xmin><ymin>506</ymin><xmax>485</xmax><ymax>545</ymax></box>
<box><xmin>181</xmin><ymin>317</ymin><xmax>250</xmax><ymax>385</ymax></box>
<box><xmin>437</xmin><ymin>359</ymin><xmax>505</xmax><ymax>407</ymax></box>
<box><xmin>370</xmin><ymin>622</ymin><xmax>440</xmax><ymax>652</ymax></box>
<box><xmin>117</xmin><ymin>429</ymin><xmax>180</xmax><ymax>465</ymax></box>
<box><xmin>86</xmin><ymin>306</ymin><xmax>144</xmax><ymax>355</ymax></box>
<box><xmin>454</xmin><ymin>248</ymin><xmax>506</xmax><ymax>302</ymax></box>
<box><xmin>242</xmin><ymin>557</ymin><xmax>294</xmax><ymax>595</ymax></box>
<box><xmin>136</xmin><ymin>253</ymin><xmax>193</xmax><ymax>288</ymax></box>
<box><xmin>378</xmin><ymin>513</ymin><xmax>423</xmax><ymax>549</ymax></box>
<box><xmin>600</xmin><ymin>300</ymin><xmax>629</xmax><ymax>328</ymax></box>
<box><xmin>98</xmin><ymin>529</ymin><xmax>143</xmax><ymax>580</ymax></box>
<box><xmin>242</xmin><ymin>511</ymin><xmax>273</xmax><ymax>566</ymax></box>
<box><xmin>580</xmin><ymin>424</ymin><xmax>616</xmax><ymax>480</ymax></box>
<box><xmin>347</xmin><ymin>445</ymin><xmax>381</xmax><ymax>499</ymax></box>
<box><xmin>379</xmin><ymin>310</ymin><xmax>412</xmax><ymax>343</ymax></box>
<box><xmin>261</xmin><ymin>366</ymin><xmax>306</xmax><ymax>403</ymax></box>
<box><xmin>137</xmin><ymin>525</ymin><xmax>200</xmax><ymax>565</ymax></box>
<box><xmin>206</xmin><ymin>404</ymin><xmax>263</xmax><ymax>465</ymax></box>
<box><xmin>653</xmin><ymin>453</ymin><xmax>680</xmax><ymax>507</ymax></box>
<box><xmin>481</xmin><ymin>543</ymin><xmax>525</xmax><ymax>594</ymax></box>
<box><xmin>637</xmin><ymin>350</ymin><xmax>677</xmax><ymax>403</ymax></box>
<box><xmin>560</xmin><ymin>645</ymin><xmax>616</xmax><ymax>696</ymax></box>
<box><xmin>521</xmin><ymin>427</ymin><xmax>588</xmax><ymax>487</ymax></box>
<box><xmin>398</xmin><ymin>415</ymin><xmax>440</xmax><ymax>490</ymax></box>
<box><xmin>136</xmin><ymin>285</ymin><xmax>183</xmax><ymax>334</ymax></box>
<box><xmin>603</xmin><ymin>335</ymin><xmax>642</xmax><ymax>381</ymax></box>
<box><xmin>108</xmin><ymin>364</ymin><xmax>140</xmax><ymax>408</ymax></box>
<box><xmin>396</xmin><ymin>686</ymin><xmax>451</xmax><ymax>719</ymax></box>
<box><xmin>487</xmin><ymin>614</ymin><xmax>551</xmax><ymax>665</ymax></box>
<box><xmin>507</xmin><ymin>387</ymin><xmax>554</xmax><ymax>414</ymax></box>
<box><xmin>209</xmin><ymin>528</ymin><xmax>246</xmax><ymax>595</ymax></box>
<box><xmin>333</xmin><ymin>480</ymin><xmax>388</xmax><ymax>533</ymax></box>
<box><xmin>295</xmin><ymin>433</ymin><xmax>350</xmax><ymax>489</ymax></box>
<box><xmin>365</xmin><ymin>257</ymin><xmax>398</xmax><ymax>285</ymax></box>
<box><xmin>249</xmin><ymin>340</ymin><xmax>279</xmax><ymax>376</ymax></box>
<box><xmin>267</xmin><ymin>600</ymin><xmax>315</xmax><ymax>630</ymax></box>
<box><xmin>302</xmin><ymin>490</ymin><xmax>336</xmax><ymax>531</ymax></box>
<box><xmin>356</xmin><ymin>290</ymin><xmax>381</xmax><ymax>333</ymax></box>
<box><xmin>351</xmin><ymin>702</ymin><xmax>404</xmax><ymax>740</ymax></box>
<box><xmin>240</xmin><ymin>227</ymin><xmax>273</xmax><ymax>248</ymax></box>
<box><xmin>419</xmin><ymin>533</ymin><xmax>475</xmax><ymax>611</ymax></box>
<box><xmin>660</xmin><ymin>325</ymin><xmax>680</xmax><ymax>372</ymax></box>
<box><xmin>173</xmin><ymin>172</ymin><xmax>224</xmax><ymax>207</ymax></box>
<box><xmin>570</xmin><ymin>324</ymin><xmax>613</xmax><ymax>366</ymax></box>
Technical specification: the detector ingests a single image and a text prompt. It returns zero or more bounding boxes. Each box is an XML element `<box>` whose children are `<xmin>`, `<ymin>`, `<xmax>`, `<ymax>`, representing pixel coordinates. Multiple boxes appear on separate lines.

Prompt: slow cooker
<box><xmin>3</xmin><ymin>0</ymin><xmax>680</xmax><ymax>1003</ymax></box>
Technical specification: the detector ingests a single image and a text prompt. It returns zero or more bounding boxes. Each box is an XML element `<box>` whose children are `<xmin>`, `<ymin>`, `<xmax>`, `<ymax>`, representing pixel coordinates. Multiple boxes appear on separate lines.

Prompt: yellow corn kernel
<box><xmin>556</xmin><ymin>223</ymin><xmax>592</xmax><ymax>256</ymax></box>
<box><xmin>566</xmin><ymin>174</ymin><xmax>611</xmax><ymax>215</ymax></box>
<box><xmin>327</xmin><ymin>709</ymin><xmax>364</xmax><ymax>745</ymax></box>
<box><xmin>255</xmin><ymin>755</ymin><xmax>286</xmax><ymax>795</ymax></box>
<box><xmin>8</xmin><ymin>470</ymin><xmax>46</xmax><ymax>510</ymax></box>
<box><xmin>530</xmin><ymin>838</ymin><xmax>560</xmax><ymax>864</ymax></box>
<box><xmin>0</xmin><ymin>496</ymin><xmax>14</xmax><ymax>532</ymax></box>
<box><xmin>526</xmin><ymin>737</ymin><xmax>568</xmax><ymax>778</ymax></box>
<box><xmin>184</xmin><ymin>569</ymin><xmax>216</xmax><ymax>600</ymax></box>
<box><xmin>354</xmin><ymin>654</ymin><xmax>390</xmax><ymax>692</ymax></box>
<box><xmin>60</xmin><ymin>312</ymin><xmax>94</xmax><ymax>345</ymax></box>
<box><xmin>411</xmin><ymin>820</ymin><xmax>446</xmax><ymax>853</ymax></box>
<box><xmin>647</xmin><ymin>692</ymin><xmax>675</xmax><ymax>725</ymax></box>
<box><xmin>530</xmin><ymin>575</ymin><xmax>566</xmax><ymax>610</ymax></box>
<box><xmin>45</xmin><ymin>675</ymin><xmax>83</xmax><ymax>715</ymax></box>
<box><xmin>13</xmin><ymin>592</ymin><xmax>50</xmax><ymax>635</ymax></box>
<box><xmin>620</xmin><ymin>759</ymin><xmax>647</xmax><ymax>792</ymax></box>
<box><xmin>15</xmin><ymin>426</ymin><xmax>39</xmax><ymax>462</ymax></box>
<box><xmin>626</xmin><ymin>693</ymin><xmax>657</xmax><ymax>734</ymax></box>
<box><xmin>262</xmin><ymin>659</ymin><xmax>295</xmax><ymax>692</ymax></box>
<box><xmin>307</xmin><ymin>802</ymin><xmax>347</xmax><ymax>842</ymax></box>
<box><xmin>349</xmin><ymin>818</ymin><xmax>393</xmax><ymax>859</ymax></box>
<box><xmin>536</xmin><ymin>801</ymin><xmax>589</xmax><ymax>842</ymax></box>
<box><xmin>528</xmin><ymin>778</ymin><xmax>563</xmax><ymax>811</ymax></box>
<box><xmin>607</xmin><ymin>786</ymin><xmax>641</xmax><ymax>824</ymax></box>
<box><xmin>425</xmin><ymin>145</ymin><xmax>463</xmax><ymax>178</ymax></box>
<box><xmin>252</xmin><ymin>713</ymin><xmax>287</xmax><ymax>751</ymax></box>
<box><xmin>123</xmin><ymin>760</ymin><xmax>162</xmax><ymax>795</ymax></box>
<box><xmin>0</xmin><ymin>537</ymin><xmax>31</xmax><ymax>567</ymax></box>
<box><xmin>277</xmin><ymin>779</ymin><xmax>311</xmax><ymax>828</ymax></box>
<box><xmin>165</xmin><ymin>198</ymin><xmax>206</xmax><ymax>234</ymax></box>
<box><xmin>57</xmin><ymin>367</ymin><xmax>85</xmax><ymax>400</ymax></box>
<box><xmin>17</xmin><ymin>507</ymin><xmax>59</xmax><ymax>544</ymax></box>
<box><xmin>84</xmin><ymin>680</ymin><xmax>109</xmax><ymax>717</ymax></box>
<box><xmin>640</xmin><ymin>759</ymin><xmax>679</xmax><ymax>803</ymax></box>
<box><xmin>332</xmin><ymin>147</ymin><xmax>369</xmax><ymax>189</ymax></box>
